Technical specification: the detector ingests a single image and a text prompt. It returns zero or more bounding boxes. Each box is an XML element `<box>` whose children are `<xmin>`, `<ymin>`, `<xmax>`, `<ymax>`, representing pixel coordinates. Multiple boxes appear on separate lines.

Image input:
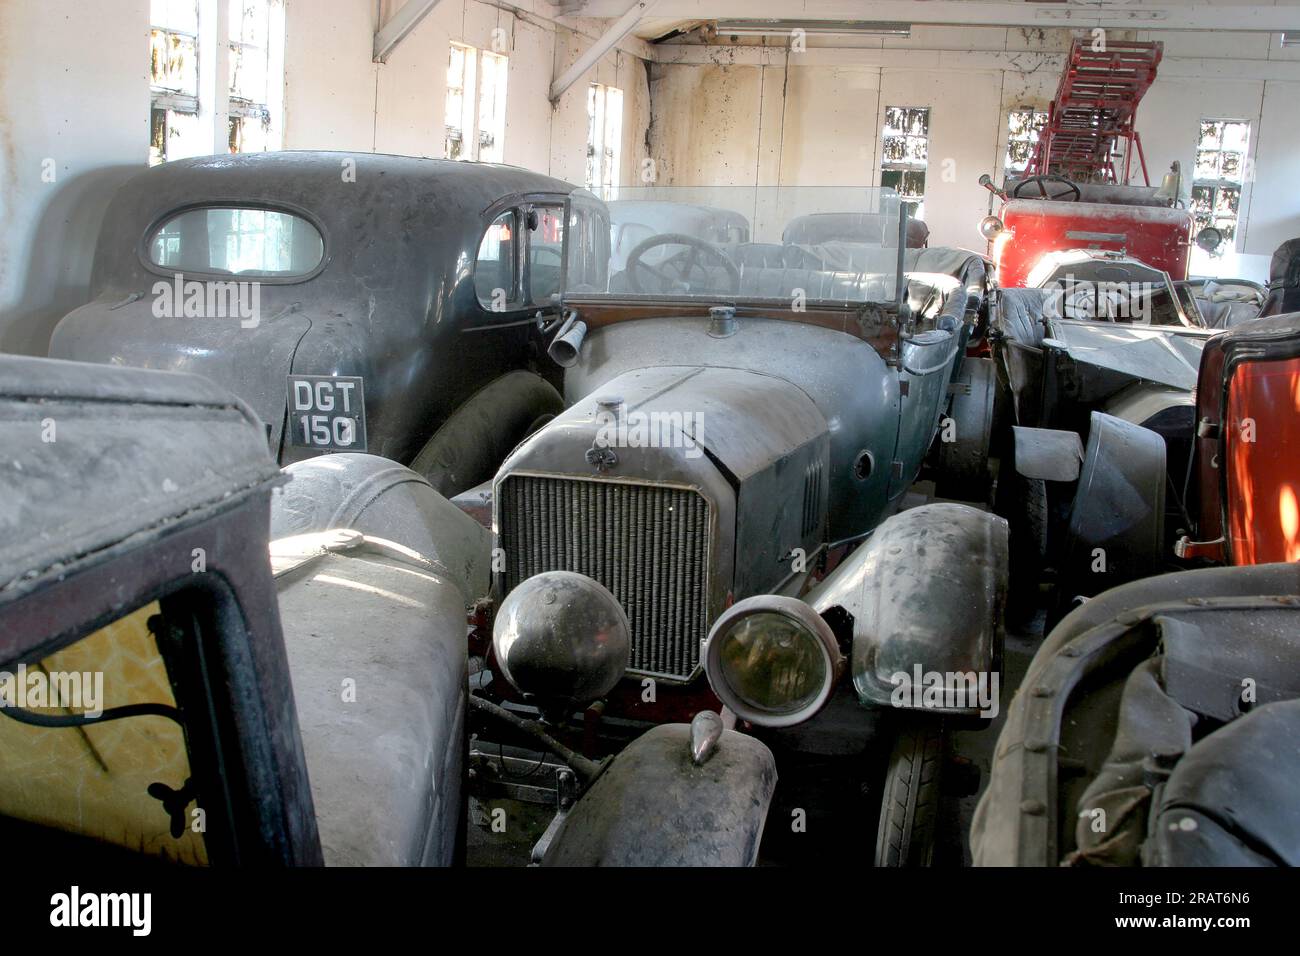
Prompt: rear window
<box><xmin>148</xmin><ymin>206</ymin><xmax>324</xmax><ymax>278</ymax></box>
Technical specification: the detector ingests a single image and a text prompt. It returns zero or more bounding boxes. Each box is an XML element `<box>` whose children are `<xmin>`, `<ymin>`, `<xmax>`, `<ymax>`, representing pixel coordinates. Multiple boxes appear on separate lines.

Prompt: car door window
<box><xmin>475</xmin><ymin>210</ymin><xmax>520</xmax><ymax>312</ymax></box>
<box><xmin>528</xmin><ymin>205</ymin><xmax>565</xmax><ymax>304</ymax></box>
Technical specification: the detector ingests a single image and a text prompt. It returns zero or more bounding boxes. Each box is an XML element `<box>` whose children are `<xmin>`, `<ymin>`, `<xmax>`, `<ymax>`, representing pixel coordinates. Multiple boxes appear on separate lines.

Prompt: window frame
<box><xmin>445</xmin><ymin>42</ymin><xmax>509</xmax><ymax>163</ymax></box>
<box><xmin>879</xmin><ymin>105</ymin><xmax>931</xmax><ymax>219</ymax></box>
<box><xmin>1192</xmin><ymin>118</ymin><xmax>1251</xmax><ymax>252</ymax></box>
<box><xmin>472</xmin><ymin>194</ymin><xmax>571</xmax><ymax>318</ymax></box>
<box><xmin>138</xmin><ymin>200</ymin><xmax>330</xmax><ymax>285</ymax></box>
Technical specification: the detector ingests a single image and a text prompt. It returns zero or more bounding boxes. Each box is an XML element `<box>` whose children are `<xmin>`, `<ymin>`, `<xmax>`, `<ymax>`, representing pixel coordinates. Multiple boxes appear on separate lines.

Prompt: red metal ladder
<box><xmin>1027</xmin><ymin>39</ymin><xmax>1162</xmax><ymax>185</ymax></box>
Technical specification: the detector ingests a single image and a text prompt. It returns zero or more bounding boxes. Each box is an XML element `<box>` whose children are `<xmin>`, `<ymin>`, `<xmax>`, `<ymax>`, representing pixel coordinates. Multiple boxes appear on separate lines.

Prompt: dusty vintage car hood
<box><xmin>1046</xmin><ymin>318</ymin><xmax>1213</xmax><ymax>393</ymax></box>
<box><xmin>49</xmin><ymin>293</ymin><xmax>313</xmax><ymax>453</ymax></box>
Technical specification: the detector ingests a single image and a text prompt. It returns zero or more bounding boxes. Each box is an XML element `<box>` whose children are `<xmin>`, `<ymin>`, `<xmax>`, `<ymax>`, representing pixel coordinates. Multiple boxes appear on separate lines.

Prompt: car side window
<box><xmin>475</xmin><ymin>210</ymin><xmax>520</xmax><ymax>313</ymax></box>
<box><xmin>528</xmin><ymin>205</ymin><xmax>565</xmax><ymax>305</ymax></box>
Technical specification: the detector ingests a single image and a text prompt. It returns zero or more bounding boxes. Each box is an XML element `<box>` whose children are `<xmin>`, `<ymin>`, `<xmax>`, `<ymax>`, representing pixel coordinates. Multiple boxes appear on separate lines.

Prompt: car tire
<box><xmin>874</xmin><ymin>720</ymin><xmax>946</xmax><ymax>867</ymax></box>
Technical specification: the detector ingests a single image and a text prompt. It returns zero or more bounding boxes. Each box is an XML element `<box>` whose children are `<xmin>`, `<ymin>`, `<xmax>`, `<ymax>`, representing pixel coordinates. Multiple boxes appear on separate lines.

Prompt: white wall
<box><xmin>0</xmin><ymin>0</ymin><xmax>151</xmax><ymax>355</ymax></box>
<box><xmin>648</xmin><ymin>26</ymin><xmax>1300</xmax><ymax>265</ymax></box>
<box><xmin>282</xmin><ymin>0</ymin><xmax>652</xmax><ymax>185</ymax></box>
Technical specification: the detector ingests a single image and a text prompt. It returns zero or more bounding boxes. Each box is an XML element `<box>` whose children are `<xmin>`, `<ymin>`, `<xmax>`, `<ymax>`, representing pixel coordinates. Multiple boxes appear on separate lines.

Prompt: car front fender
<box><xmin>807</xmin><ymin>503</ymin><xmax>1009</xmax><ymax>716</ymax></box>
<box><xmin>539</xmin><ymin>723</ymin><xmax>777</xmax><ymax>867</ymax></box>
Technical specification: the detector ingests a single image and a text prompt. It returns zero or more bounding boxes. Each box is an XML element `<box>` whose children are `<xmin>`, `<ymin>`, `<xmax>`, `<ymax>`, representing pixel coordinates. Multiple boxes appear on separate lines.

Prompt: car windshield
<box><xmin>563</xmin><ymin>186</ymin><xmax>904</xmax><ymax>307</ymax></box>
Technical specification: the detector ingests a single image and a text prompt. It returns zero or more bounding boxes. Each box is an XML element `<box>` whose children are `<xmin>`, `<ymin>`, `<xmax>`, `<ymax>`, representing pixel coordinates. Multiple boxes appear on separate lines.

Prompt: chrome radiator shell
<box><xmin>498</xmin><ymin>474</ymin><xmax>713</xmax><ymax>680</ymax></box>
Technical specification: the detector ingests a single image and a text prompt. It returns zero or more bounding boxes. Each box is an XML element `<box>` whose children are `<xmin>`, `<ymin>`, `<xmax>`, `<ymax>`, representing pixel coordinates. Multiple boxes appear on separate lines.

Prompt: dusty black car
<box><xmin>48</xmin><ymin>151</ymin><xmax>574</xmax><ymax>496</ymax></box>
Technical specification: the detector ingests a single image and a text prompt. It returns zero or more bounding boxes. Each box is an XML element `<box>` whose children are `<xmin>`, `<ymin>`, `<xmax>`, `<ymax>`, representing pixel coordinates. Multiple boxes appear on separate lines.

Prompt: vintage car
<box><xmin>1177</xmin><ymin>310</ymin><xmax>1300</xmax><ymax>566</ymax></box>
<box><xmin>47</xmin><ymin>151</ymin><xmax>575</xmax><ymax>497</ymax></box>
<box><xmin>979</xmin><ymin>173</ymin><xmax>1196</xmax><ymax>288</ymax></box>
<box><xmin>455</xmin><ymin>185</ymin><xmax>1009</xmax><ymax>865</ymax></box>
<box><xmin>971</xmin><ymin>561</ymin><xmax>1300</xmax><ymax>866</ymax></box>
<box><xmin>0</xmin><ymin>353</ymin><xmax>785</xmax><ymax>867</ymax></box>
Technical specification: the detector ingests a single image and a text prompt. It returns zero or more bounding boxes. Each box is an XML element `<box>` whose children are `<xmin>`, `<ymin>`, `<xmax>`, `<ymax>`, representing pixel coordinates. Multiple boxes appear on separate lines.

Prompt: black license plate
<box><xmin>287</xmin><ymin>375</ymin><xmax>367</xmax><ymax>452</ymax></box>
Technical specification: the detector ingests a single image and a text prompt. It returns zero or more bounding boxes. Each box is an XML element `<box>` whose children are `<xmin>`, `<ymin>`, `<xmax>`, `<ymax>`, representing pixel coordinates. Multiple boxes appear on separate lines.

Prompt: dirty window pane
<box><xmin>149</xmin><ymin>207</ymin><xmax>324</xmax><ymax>277</ymax></box>
<box><xmin>149</xmin><ymin>29</ymin><xmax>198</xmax><ymax>96</ymax></box>
<box><xmin>478</xmin><ymin>50</ymin><xmax>508</xmax><ymax>164</ymax></box>
<box><xmin>475</xmin><ymin>211</ymin><xmax>519</xmax><ymax>310</ymax></box>
<box><xmin>1192</xmin><ymin>118</ymin><xmax>1251</xmax><ymax>256</ymax></box>
<box><xmin>1005</xmin><ymin>109</ymin><xmax>1048</xmax><ymax>176</ymax></box>
<box><xmin>880</xmin><ymin>104</ymin><xmax>930</xmax><ymax>214</ymax></box>
<box><xmin>445</xmin><ymin>43</ymin><xmax>476</xmax><ymax>161</ymax></box>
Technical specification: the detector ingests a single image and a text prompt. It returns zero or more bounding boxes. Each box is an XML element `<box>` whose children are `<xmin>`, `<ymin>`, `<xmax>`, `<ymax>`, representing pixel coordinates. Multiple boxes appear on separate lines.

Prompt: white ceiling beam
<box><xmin>550</xmin><ymin>0</ymin><xmax>658</xmax><ymax>102</ymax></box>
<box><xmin>654</xmin><ymin>42</ymin><xmax>1300</xmax><ymax>81</ymax></box>
<box><xmin>374</xmin><ymin>0</ymin><xmax>449</xmax><ymax>62</ymax></box>
<box><xmin>565</xmin><ymin>1</ymin><xmax>1300</xmax><ymax>34</ymax></box>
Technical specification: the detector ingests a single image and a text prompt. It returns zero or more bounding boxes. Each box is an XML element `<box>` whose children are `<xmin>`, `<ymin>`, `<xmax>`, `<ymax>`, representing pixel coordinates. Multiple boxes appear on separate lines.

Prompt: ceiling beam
<box><xmin>550</xmin><ymin>0</ymin><xmax>658</xmax><ymax>102</ymax></box>
<box><xmin>374</xmin><ymin>0</ymin><xmax>448</xmax><ymax>63</ymax></box>
<box><xmin>654</xmin><ymin>42</ymin><xmax>1300</xmax><ymax>81</ymax></box>
<box><xmin>566</xmin><ymin>1</ymin><xmax>1300</xmax><ymax>34</ymax></box>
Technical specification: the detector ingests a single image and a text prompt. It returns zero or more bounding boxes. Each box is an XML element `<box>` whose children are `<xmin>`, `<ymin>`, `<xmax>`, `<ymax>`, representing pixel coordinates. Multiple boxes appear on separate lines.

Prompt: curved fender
<box><xmin>271</xmin><ymin>452</ymin><xmax>491</xmax><ymax>598</ymax></box>
<box><xmin>540</xmin><ymin>724</ymin><xmax>777</xmax><ymax>867</ymax></box>
<box><xmin>1062</xmin><ymin>411</ymin><xmax>1166</xmax><ymax>592</ymax></box>
<box><xmin>807</xmin><ymin>503</ymin><xmax>1009</xmax><ymax>716</ymax></box>
<box><xmin>410</xmin><ymin>370</ymin><xmax>564</xmax><ymax>498</ymax></box>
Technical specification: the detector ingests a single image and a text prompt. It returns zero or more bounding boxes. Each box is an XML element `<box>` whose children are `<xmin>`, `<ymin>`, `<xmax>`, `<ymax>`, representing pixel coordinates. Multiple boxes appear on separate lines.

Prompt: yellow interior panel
<box><xmin>0</xmin><ymin>601</ymin><xmax>208</xmax><ymax>864</ymax></box>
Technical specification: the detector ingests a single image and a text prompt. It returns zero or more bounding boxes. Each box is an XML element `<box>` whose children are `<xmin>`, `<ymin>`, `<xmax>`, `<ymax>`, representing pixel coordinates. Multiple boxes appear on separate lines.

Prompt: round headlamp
<box><xmin>702</xmin><ymin>596</ymin><xmax>843</xmax><ymax>727</ymax></box>
<box><xmin>978</xmin><ymin>215</ymin><xmax>1005</xmax><ymax>241</ymax></box>
<box><xmin>493</xmin><ymin>571</ymin><xmax>629</xmax><ymax>709</ymax></box>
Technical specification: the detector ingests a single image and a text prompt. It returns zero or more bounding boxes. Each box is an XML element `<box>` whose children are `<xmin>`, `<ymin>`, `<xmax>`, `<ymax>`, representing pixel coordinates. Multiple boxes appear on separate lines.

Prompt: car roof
<box><xmin>87</xmin><ymin>151</ymin><xmax>578</xmax><ymax>296</ymax></box>
<box><xmin>0</xmin><ymin>354</ymin><xmax>281</xmax><ymax>601</ymax></box>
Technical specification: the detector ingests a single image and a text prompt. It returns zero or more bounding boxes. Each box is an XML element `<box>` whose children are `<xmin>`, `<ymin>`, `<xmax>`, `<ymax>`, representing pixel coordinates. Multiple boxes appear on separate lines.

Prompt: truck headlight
<box><xmin>702</xmin><ymin>596</ymin><xmax>842</xmax><ymax>727</ymax></box>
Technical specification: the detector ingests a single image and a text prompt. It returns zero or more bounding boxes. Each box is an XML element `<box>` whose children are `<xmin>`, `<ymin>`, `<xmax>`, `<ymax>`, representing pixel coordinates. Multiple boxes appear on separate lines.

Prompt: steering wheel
<box><xmin>1011</xmin><ymin>174</ymin><xmax>1083</xmax><ymax>202</ymax></box>
<box><xmin>625</xmin><ymin>233</ymin><xmax>740</xmax><ymax>294</ymax></box>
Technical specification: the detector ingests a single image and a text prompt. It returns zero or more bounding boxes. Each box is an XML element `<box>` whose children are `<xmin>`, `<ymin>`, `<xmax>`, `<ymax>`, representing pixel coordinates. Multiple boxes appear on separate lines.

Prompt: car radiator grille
<box><xmin>498</xmin><ymin>475</ymin><xmax>711</xmax><ymax>680</ymax></box>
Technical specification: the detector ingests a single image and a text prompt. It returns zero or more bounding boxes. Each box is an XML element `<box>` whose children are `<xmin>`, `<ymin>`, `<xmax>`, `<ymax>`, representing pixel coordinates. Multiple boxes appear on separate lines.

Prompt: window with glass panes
<box><xmin>445</xmin><ymin>43</ymin><xmax>507</xmax><ymax>163</ymax></box>
<box><xmin>586</xmin><ymin>84</ymin><xmax>624</xmax><ymax>198</ymax></box>
<box><xmin>1005</xmin><ymin>109</ymin><xmax>1048</xmax><ymax>178</ymax></box>
<box><xmin>880</xmin><ymin>106</ymin><xmax>929</xmax><ymax>219</ymax></box>
<box><xmin>1192</xmin><ymin>119</ymin><xmax>1251</xmax><ymax>249</ymax></box>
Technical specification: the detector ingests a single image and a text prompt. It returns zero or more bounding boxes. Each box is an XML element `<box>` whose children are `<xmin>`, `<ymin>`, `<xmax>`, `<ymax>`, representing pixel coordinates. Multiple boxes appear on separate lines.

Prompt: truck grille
<box><xmin>498</xmin><ymin>475</ymin><xmax>711</xmax><ymax>680</ymax></box>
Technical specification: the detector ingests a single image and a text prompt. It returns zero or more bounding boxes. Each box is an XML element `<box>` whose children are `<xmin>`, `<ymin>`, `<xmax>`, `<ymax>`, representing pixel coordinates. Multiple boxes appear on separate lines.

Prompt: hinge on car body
<box><xmin>1197</xmin><ymin>418</ymin><xmax>1221</xmax><ymax>440</ymax></box>
<box><xmin>899</xmin><ymin>380</ymin><xmax>910</xmax><ymax>398</ymax></box>
<box><xmin>1174</xmin><ymin>535</ymin><xmax>1225</xmax><ymax>560</ymax></box>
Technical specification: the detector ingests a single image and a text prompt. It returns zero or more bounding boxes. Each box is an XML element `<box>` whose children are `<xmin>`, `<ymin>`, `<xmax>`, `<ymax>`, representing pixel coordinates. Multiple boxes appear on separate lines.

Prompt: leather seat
<box><xmin>995</xmin><ymin>288</ymin><xmax>1054</xmax><ymax>346</ymax></box>
<box><xmin>1259</xmin><ymin>238</ymin><xmax>1300</xmax><ymax>318</ymax></box>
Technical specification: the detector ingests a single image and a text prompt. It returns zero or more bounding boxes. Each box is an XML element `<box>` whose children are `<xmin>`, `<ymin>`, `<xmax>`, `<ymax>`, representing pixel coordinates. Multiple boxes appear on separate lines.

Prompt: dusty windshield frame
<box><xmin>561</xmin><ymin>186</ymin><xmax>905</xmax><ymax>310</ymax></box>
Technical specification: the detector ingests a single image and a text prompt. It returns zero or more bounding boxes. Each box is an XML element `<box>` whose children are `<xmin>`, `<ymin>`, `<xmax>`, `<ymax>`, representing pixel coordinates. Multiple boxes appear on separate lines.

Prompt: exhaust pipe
<box><xmin>548</xmin><ymin>315</ymin><xmax>587</xmax><ymax>368</ymax></box>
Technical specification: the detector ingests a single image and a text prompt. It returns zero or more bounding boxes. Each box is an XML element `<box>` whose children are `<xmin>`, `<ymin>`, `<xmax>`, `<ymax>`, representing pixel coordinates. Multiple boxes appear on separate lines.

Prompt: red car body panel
<box><xmin>992</xmin><ymin>198</ymin><xmax>1194</xmax><ymax>288</ymax></box>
